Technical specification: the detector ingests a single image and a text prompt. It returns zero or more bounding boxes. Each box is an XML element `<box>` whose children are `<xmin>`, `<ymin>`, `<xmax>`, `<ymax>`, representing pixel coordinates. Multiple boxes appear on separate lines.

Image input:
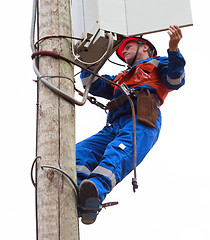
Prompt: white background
<box><xmin>1</xmin><ymin>0</ymin><xmax>210</xmax><ymax>239</ymax></box>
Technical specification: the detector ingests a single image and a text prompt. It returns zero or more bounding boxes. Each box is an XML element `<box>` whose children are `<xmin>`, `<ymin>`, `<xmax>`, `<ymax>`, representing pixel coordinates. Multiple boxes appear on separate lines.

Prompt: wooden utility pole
<box><xmin>36</xmin><ymin>0</ymin><xmax>79</xmax><ymax>239</ymax></box>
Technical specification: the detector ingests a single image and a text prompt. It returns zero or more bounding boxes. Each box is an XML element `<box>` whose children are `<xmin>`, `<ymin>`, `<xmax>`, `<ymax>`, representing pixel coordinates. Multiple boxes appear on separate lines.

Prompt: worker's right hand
<box><xmin>168</xmin><ymin>25</ymin><xmax>183</xmax><ymax>52</ymax></box>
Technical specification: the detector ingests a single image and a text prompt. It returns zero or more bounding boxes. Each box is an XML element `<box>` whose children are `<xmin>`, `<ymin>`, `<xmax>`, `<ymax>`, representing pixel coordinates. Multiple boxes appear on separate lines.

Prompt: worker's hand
<box><xmin>168</xmin><ymin>25</ymin><xmax>182</xmax><ymax>52</ymax></box>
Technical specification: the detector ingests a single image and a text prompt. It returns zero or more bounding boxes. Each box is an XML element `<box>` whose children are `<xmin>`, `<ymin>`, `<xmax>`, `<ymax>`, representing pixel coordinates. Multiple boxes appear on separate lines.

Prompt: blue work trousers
<box><xmin>76</xmin><ymin>111</ymin><xmax>161</xmax><ymax>201</ymax></box>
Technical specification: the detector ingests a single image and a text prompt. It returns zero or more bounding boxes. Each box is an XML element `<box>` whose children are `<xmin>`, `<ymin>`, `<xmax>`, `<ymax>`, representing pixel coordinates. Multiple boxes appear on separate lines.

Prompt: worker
<box><xmin>77</xmin><ymin>25</ymin><xmax>185</xmax><ymax>224</ymax></box>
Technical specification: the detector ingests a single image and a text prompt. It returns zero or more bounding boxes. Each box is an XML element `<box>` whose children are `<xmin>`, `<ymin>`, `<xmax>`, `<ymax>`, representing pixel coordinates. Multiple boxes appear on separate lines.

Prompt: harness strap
<box><xmin>106</xmin><ymin>89</ymin><xmax>161</xmax><ymax>112</ymax></box>
<box><xmin>106</xmin><ymin>94</ymin><xmax>128</xmax><ymax>112</ymax></box>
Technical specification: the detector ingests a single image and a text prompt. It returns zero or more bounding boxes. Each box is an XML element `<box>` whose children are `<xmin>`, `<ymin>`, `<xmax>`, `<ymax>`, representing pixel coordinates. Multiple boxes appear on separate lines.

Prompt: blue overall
<box><xmin>76</xmin><ymin>50</ymin><xmax>186</xmax><ymax>201</ymax></box>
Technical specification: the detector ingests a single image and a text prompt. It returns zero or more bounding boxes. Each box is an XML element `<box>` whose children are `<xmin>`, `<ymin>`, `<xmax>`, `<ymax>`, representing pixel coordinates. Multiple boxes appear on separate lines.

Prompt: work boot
<box><xmin>79</xmin><ymin>179</ymin><xmax>101</xmax><ymax>224</ymax></box>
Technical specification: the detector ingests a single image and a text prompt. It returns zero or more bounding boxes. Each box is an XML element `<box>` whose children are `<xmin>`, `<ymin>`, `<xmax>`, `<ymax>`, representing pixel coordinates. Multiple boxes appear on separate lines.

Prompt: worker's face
<box><xmin>122</xmin><ymin>41</ymin><xmax>149</xmax><ymax>66</ymax></box>
<box><xmin>122</xmin><ymin>41</ymin><xmax>139</xmax><ymax>66</ymax></box>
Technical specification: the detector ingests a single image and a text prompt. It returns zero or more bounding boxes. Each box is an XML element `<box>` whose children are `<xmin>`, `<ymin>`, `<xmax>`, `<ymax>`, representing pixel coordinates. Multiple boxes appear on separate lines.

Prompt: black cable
<box><xmin>108</xmin><ymin>59</ymin><xmax>126</xmax><ymax>67</ymax></box>
<box><xmin>35</xmin><ymin>1</ymin><xmax>39</xmax><ymax>238</ymax></box>
<box><xmin>41</xmin><ymin>165</ymin><xmax>79</xmax><ymax>197</ymax></box>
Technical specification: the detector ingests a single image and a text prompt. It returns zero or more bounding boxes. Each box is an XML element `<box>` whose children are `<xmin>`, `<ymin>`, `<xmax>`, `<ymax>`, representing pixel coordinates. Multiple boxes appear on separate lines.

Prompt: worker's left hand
<box><xmin>168</xmin><ymin>25</ymin><xmax>182</xmax><ymax>52</ymax></box>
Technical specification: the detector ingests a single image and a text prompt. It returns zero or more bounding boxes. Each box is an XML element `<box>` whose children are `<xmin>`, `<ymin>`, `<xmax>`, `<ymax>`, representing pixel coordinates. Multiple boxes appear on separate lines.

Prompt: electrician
<box><xmin>77</xmin><ymin>25</ymin><xmax>185</xmax><ymax>224</ymax></box>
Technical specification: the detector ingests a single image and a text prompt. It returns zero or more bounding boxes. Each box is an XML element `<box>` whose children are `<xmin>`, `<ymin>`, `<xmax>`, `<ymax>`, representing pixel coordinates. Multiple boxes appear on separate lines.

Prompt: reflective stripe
<box><xmin>148</xmin><ymin>59</ymin><xmax>160</xmax><ymax>67</ymax></box>
<box><xmin>148</xmin><ymin>58</ymin><xmax>185</xmax><ymax>86</ymax></box>
<box><xmin>81</xmin><ymin>76</ymin><xmax>98</xmax><ymax>86</ymax></box>
<box><xmin>167</xmin><ymin>71</ymin><xmax>185</xmax><ymax>86</ymax></box>
<box><xmin>77</xmin><ymin>165</ymin><xmax>91</xmax><ymax>175</ymax></box>
<box><xmin>92</xmin><ymin>166</ymin><xmax>117</xmax><ymax>189</ymax></box>
<box><xmin>77</xmin><ymin>165</ymin><xmax>117</xmax><ymax>189</ymax></box>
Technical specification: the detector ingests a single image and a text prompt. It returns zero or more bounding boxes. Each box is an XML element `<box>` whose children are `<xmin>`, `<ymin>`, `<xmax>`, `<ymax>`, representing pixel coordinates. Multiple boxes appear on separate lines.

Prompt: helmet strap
<box><xmin>129</xmin><ymin>41</ymin><xmax>141</xmax><ymax>67</ymax></box>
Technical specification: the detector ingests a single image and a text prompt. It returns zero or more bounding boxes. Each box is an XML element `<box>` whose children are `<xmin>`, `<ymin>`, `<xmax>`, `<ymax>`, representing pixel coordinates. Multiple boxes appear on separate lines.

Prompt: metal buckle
<box><xmin>120</xmin><ymin>83</ymin><xmax>130</xmax><ymax>96</ymax></box>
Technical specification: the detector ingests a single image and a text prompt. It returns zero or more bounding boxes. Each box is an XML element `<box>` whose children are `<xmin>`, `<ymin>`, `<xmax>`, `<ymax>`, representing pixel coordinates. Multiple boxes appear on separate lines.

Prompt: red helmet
<box><xmin>116</xmin><ymin>37</ymin><xmax>157</xmax><ymax>62</ymax></box>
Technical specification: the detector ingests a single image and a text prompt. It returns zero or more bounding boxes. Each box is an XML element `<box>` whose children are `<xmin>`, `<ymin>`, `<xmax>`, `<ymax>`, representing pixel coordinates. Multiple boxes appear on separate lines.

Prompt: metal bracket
<box><xmin>74</xmin><ymin>32</ymin><xmax>93</xmax><ymax>55</ymax></box>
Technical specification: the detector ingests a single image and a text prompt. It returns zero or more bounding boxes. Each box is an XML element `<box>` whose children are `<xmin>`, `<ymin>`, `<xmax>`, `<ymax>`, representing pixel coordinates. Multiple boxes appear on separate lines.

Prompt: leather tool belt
<box><xmin>106</xmin><ymin>88</ymin><xmax>161</xmax><ymax>128</ymax></box>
